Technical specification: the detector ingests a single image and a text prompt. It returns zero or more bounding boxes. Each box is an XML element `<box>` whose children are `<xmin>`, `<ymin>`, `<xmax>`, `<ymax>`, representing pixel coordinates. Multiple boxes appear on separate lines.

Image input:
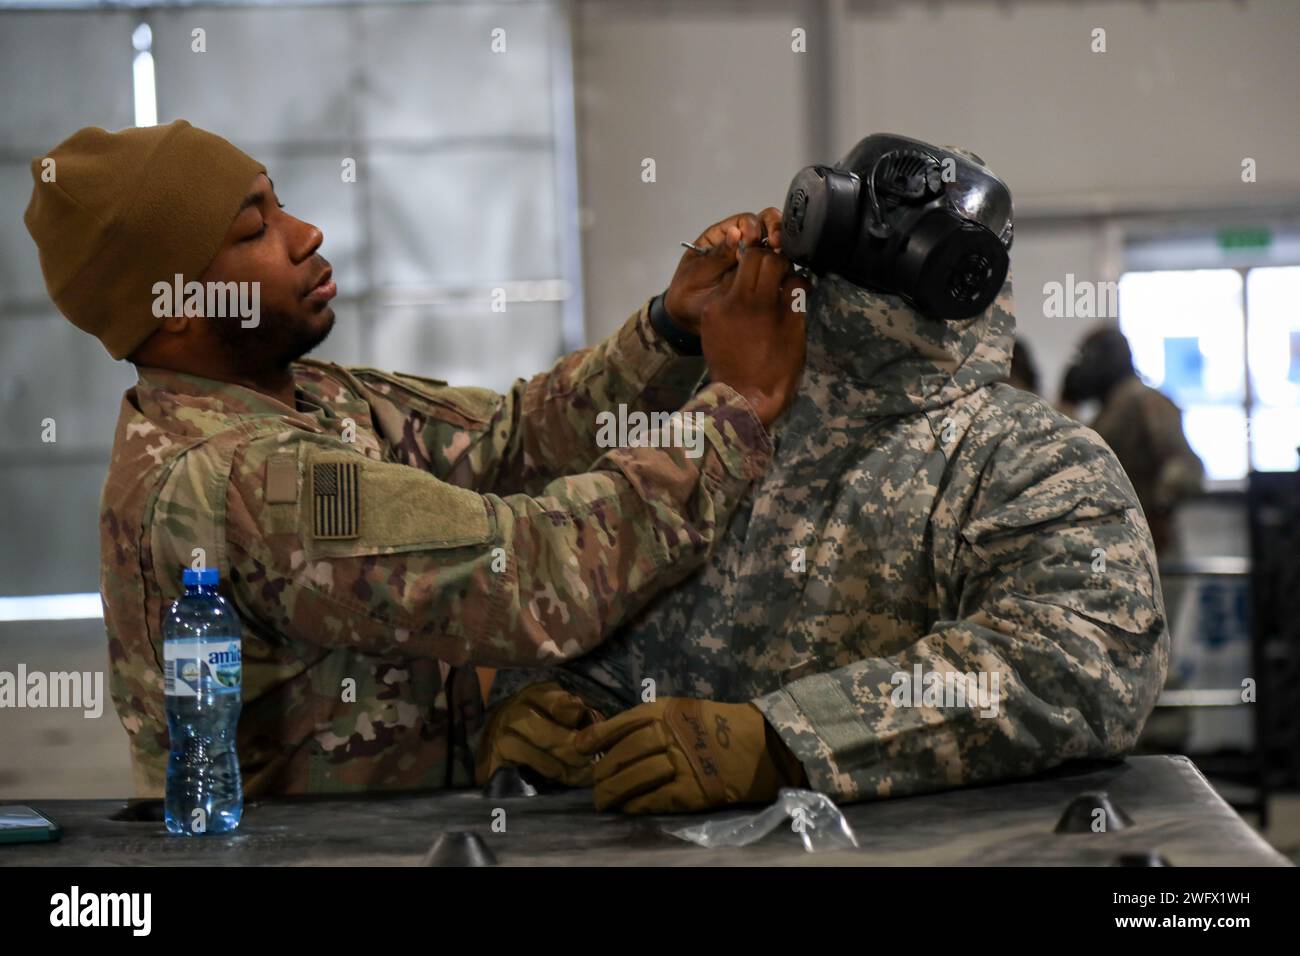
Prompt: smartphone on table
<box><xmin>0</xmin><ymin>805</ymin><xmax>62</xmax><ymax>844</ymax></box>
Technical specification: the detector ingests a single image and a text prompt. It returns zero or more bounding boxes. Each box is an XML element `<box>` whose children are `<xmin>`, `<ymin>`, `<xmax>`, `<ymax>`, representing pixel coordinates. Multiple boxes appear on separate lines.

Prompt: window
<box><xmin>1245</xmin><ymin>267</ymin><xmax>1300</xmax><ymax>472</ymax></box>
<box><xmin>1118</xmin><ymin>263</ymin><xmax>1300</xmax><ymax>480</ymax></box>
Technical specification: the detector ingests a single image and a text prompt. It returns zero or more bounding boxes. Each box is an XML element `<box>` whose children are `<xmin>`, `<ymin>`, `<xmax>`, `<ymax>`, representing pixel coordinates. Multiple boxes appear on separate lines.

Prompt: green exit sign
<box><xmin>1217</xmin><ymin>227</ymin><xmax>1273</xmax><ymax>251</ymax></box>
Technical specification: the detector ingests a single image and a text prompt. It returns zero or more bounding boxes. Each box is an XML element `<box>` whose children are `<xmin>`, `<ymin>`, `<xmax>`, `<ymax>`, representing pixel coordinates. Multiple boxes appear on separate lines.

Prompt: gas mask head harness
<box><xmin>781</xmin><ymin>133</ymin><xmax>1014</xmax><ymax>320</ymax></box>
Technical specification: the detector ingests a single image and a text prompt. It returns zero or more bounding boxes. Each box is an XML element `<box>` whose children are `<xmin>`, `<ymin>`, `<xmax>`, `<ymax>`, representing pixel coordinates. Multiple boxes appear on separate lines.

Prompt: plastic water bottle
<box><xmin>163</xmin><ymin>568</ymin><xmax>243</xmax><ymax>835</ymax></box>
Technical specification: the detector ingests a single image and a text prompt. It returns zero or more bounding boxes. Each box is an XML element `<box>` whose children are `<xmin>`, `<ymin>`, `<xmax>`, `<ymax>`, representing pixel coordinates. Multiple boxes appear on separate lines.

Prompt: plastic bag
<box><xmin>661</xmin><ymin>787</ymin><xmax>860</xmax><ymax>853</ymax></box>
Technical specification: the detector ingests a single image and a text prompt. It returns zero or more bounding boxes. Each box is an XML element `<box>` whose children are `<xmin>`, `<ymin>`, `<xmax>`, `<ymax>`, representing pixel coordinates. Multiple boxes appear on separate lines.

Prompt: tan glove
<box><xmin>573</xmin><ymin>698</ymin><xmax>807</xmax><ymax>813</ymax></box>
<box><xmin>474</xmin><ymin>682</ymin><xmax>604</xmax><ymax>788</ymax></box>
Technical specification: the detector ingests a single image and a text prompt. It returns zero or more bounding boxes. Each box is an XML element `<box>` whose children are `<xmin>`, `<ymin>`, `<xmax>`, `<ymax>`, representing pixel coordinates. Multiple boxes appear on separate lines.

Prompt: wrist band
<box><xmin>649</xmin><ymin>293</ymin><xmax>703</xmax><ymax>356</ymax></box>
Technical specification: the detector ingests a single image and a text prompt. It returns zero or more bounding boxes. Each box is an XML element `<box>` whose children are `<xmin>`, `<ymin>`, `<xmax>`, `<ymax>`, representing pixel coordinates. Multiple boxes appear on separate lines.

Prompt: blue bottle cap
<box><xmin>182</xmin><ymin>568</ymin><xmax>220</xmax><ymax>586</ymax></box>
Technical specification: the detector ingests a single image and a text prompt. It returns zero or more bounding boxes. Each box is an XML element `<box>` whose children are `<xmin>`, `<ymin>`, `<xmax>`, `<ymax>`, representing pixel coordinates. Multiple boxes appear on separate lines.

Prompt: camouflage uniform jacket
<box><xmin>100</xmin><ymin>300</ymin><xmax>772</xmax><ymax>797</ymax></box>
<box><xmin>494</xmin><ymin>274</ymin><xmax>1170</xmax><ymax>803</ymax></box>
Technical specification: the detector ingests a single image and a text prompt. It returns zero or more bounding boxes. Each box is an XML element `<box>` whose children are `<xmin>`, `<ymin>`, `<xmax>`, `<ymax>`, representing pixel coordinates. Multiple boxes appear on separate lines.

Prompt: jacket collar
<box><xmin>129</xmin><ymin>364</ymin><xmax>327</xmax><ymax>439</ymax></box>
<box><xmin>801</xmin><ymin>272</ymin><xmax>1016</xmax><ymax>418</ymax></box>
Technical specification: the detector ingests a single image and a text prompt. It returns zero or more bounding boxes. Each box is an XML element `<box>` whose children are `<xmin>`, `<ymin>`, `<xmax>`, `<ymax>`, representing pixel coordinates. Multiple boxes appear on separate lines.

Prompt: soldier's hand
<box><xmin>475</xmin><ymin>682</ymin><xmax>604</xmax><ymax>788</ymax></box>
<box><xmin>573</xmin><ymin>697</ymin><xmax>806</xmax><ymax>814</ymax></box>
<box><xmin>700</xmin><ymin>245</ymin><xmax>809</xmax><ymax>426</ymax></box>
<box><xmin>663</xmin><ymin>209</ymin><xmax>784</xmax><ymax>335</ymax></box>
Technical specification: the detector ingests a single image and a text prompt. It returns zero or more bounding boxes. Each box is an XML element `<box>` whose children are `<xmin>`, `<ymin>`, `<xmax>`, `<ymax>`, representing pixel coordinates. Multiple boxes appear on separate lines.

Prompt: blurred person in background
<box><xmin>1060</xmin><ymin>326</ymin><xmax>1204</xmax><ymax>558</ymax></box>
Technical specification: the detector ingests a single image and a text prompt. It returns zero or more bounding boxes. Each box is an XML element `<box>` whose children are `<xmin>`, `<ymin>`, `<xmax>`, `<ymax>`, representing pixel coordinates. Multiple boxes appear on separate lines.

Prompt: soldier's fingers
<box><xmin>758</xmin><ymin>206</ymin><xmax>783</xmax><ymax>252</ymax></box>
<box><xmin>619</xmin><ymin>749</ymin><xmax>709</xmax><ymax>813</ymax></box>
<box><xmin>575</xmin><ymin>709</ymin><xmax>659</xmax><ymax>755</ymax></box>
<box><xmin>713</xmin><ymin>261</ymin><xmax>740</xmax><ymax>299</ymax></box>
<box><xmin>734</xmin><ymin>247</ymin><xmax>787</xmax><ymax>301</ymax></box>
<box><xmin>730</xmin><ymin>241</ymin><xmax>770</xmax><ymax>298</ymax></box>
<box><xmin>514</xmin><ymin>681</ymin><xmax>566</xmax><ymax>707</ymax></box>
<box><xmin>523</xmin><ymin>686</ymin><xmax>590</xmax><ymax>728</ymax></box>
<box><xmin>735</xmin><ymin>213</ymin><xmax>765</xmax><ymax>249</ymax></box>
<box><xmin>697</xmin><ymin>232</ymin><xmax>744</xmax><ymax>281</ymax></box>
<box><xmin>493</xmin><ymin>734</ymin><xmax>573</xmax><ymax>782</ymax></box>
<box><xmin>499</xmin><ymin>716</ymin><xmax>587</xmax><ymax>763</ymax></box>
<box><xmin>592</xmin><ymin>752</ymin><xmax>677</xmax><ymax>811</ymax></box>
<box><xmin>755</xmin><ymin>248</ymin><xmax>793</xmax><ymax>301</ymax></box>
<box><xmin>698</xmin><ymin>212</ymin><xmax>758</xmax><ymax>250</ymax></box>
<box><xmin>560</xmin><ymin>763</ymin><xmax>596</xmax><ymax>789</ymax></box>
<box><xmin>590</xmin><ymin>722</ymin><xmax>672</xmax><ymax>782</ymax></box>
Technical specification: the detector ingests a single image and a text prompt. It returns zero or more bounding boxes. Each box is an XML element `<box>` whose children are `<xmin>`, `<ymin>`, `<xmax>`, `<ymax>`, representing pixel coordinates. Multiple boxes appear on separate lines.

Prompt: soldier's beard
<box><xmin>207</xmin><ymin>306</ymin><xmax>334</xmax><ymax>375</ymax></box>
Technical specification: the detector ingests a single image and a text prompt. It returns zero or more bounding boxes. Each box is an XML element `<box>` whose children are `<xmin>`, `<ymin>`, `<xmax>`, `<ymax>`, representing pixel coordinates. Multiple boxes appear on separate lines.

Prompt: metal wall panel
<box><xmin>0</xmin><ymin>460</ymin><xmax>108</xmax><ymax>596</ymax></box>
<box><xmin>0</xmin><ymin>315</ymin><xmax>137</xmax><ymax>453</ymax></box>
<box><xmin>150</xmin><ymin>7</ymin><xmax>357</xmax><ymax>146</ymax></box>
<box><xmin>368</xmin><ymin>148</ymin><xmax>558</xmax><ymax>287</ymax></box>
<box><xmin>0</xmin><ymin>162</ymin><xmax>54</xmax><ymax>308</ymax></box>
<box><xmin>357</xmin><ymin>2</ymin><xmax>553</xmax><ymax>142</ymax></box>
<box><xmin>0</xmin><ymin>11</ymin><xmax>135</xmax><ymax>150</ymax></box>
<box><xmin>302</xmin><ymin>299</ymin><xmax>363</xmax><ymax>367</ymax></box>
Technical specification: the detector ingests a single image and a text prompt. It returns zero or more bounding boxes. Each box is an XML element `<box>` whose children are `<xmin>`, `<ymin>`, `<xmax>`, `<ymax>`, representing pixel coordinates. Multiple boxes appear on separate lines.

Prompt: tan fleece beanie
<box><xmin>23</xmin><ymin>120</ymin><xmax>266</xmax><ymax>360</ymax></box>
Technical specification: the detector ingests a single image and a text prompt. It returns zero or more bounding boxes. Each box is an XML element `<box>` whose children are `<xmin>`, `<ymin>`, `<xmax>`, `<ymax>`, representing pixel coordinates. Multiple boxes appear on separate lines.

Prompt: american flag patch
<box><xmin>312</xmin><ymin>461</ymin><xmax>360</xmax><ymax>539</ymax></box>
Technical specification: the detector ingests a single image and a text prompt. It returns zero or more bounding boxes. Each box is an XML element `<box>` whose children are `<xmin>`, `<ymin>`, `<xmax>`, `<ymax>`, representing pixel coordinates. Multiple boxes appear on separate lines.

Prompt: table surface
<box><xmin>2</xmin><ymin>755</ymin><xmax>1289</xmax><ymax>866</ymax></box>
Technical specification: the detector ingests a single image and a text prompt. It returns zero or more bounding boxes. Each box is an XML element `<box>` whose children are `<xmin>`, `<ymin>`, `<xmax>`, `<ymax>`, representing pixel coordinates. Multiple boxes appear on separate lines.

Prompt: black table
<box><xmin>2</xmin><ymin>756</ymin><xmax>1288</xmax><ymax>866</ymax></box>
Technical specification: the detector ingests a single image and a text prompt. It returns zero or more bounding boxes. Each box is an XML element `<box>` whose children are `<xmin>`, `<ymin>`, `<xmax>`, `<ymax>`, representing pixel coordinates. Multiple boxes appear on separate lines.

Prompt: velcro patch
<box><xmin>265</xmin><ymin>453</ymin><xmax>299</xmax><ymax>504</ymax></box>
<box><xmin>312</xmin><ymin>461</ymin><xmax>360</xmax><ymax>539</ymax></box>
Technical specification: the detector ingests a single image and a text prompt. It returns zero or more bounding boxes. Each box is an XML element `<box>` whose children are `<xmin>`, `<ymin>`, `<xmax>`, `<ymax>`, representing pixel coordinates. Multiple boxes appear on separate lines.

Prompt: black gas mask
<box><xmin>781</xmin><ymin>133</ymin><xmax>1014</xmax><ymax>320</ymax></box>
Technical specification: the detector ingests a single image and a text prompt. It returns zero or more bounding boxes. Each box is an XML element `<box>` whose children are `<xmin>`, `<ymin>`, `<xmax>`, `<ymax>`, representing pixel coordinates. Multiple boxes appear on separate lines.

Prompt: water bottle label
<box><xmin>163</xmin><ymin>640</ymin><xmax>241</xmax><ymax>697</ymax></box>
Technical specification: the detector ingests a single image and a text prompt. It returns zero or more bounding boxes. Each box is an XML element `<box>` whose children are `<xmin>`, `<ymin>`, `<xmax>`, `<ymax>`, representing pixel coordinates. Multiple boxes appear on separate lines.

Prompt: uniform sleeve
<box><xmin>753</xmin><ymin>414</ymin><xmax>1170</xmax><ymax>802</ymax></box>
<box><xmin>210</xmin><ymin>381</ymin><xmax>769</xmax><ymax>669</ymax></box>
<box><xmin>350</xmin><ymin>299</ymin><xmax>708</xmax><ymax>496</ymax></box>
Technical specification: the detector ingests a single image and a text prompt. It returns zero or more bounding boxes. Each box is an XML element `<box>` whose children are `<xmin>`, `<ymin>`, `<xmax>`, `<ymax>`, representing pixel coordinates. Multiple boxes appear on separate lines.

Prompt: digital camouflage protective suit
<box><xmin>100</xmin><ymin>302</ymin><xmax>772</xmax><ymax>796</ymax></box>
<box><xmin>492</xmin><ymin>272</ymin><xmax>1170</xmax><ymax>802</ymax></box>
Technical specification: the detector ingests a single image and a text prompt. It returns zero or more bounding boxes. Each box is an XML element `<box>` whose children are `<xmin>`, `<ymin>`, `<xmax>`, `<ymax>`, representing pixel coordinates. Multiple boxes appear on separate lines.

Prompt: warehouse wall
<box><xmin>574</xmin><ymin>0</ymin><xmax>1300</xmax><ymax>396</ymax></box>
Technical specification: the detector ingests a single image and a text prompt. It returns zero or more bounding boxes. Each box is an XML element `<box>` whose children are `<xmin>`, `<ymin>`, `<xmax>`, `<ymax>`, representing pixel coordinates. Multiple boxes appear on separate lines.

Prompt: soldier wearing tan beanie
<box><xmin>24</xmin><ymin>118</ymin><xmax>338</xmax><ymax>405</ymax></box>
<box><xmin>19</xmin><ymin>119</ymin><xmax>805</xmax><ymax>798</ymax></box>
